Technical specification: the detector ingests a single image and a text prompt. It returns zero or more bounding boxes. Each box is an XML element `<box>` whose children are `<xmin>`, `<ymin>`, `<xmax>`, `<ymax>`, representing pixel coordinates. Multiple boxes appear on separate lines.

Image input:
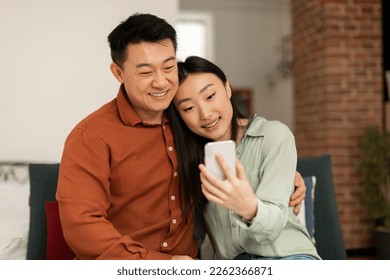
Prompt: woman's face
<box><xmin>173</xmin><ymin>73</ymin><xmax>233</xmax><ymax>141</ymax></box>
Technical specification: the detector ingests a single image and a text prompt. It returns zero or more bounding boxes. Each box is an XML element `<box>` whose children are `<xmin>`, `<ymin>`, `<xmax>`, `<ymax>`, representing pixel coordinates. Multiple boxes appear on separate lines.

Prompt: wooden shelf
<box><xmin>232</xmin><ymin>87</ymin><xmax>253</xmax><ymax>118</ymax></box>
<box><xmin>386</xmin><ymin>101</ymin><xmax>390</xmax><ymax>132</ymax></box>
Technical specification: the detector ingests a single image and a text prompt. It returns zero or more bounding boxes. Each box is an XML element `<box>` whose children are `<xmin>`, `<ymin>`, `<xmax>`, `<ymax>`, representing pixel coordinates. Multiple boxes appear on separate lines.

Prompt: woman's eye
<box><xmin>206</xmin><ymin>92</ymin><xmax>216</xmax><ymax>100</ymax></box>
<box><xmin>183</xmin><ymin>106</ymin><xmax>194</xmax><ymax>112</ymax></box>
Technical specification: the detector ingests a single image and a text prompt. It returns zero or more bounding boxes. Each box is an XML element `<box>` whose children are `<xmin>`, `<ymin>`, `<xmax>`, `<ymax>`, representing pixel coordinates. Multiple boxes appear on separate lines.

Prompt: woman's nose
<box><xmin>199</xmin><ymin>106</ymin><xmax>212</xmax><ymax>120</ymax></box>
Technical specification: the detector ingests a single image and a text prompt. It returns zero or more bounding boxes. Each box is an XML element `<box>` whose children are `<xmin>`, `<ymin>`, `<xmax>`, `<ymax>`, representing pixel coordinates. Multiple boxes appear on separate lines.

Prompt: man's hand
<box><xmin>289</xmin><ymin>171</ymin><xmax>306</xmax><ymax>215</ymax></box>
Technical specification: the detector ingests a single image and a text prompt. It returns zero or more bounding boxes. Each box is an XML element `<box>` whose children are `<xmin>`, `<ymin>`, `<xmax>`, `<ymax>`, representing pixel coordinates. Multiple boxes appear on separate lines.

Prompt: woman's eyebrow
<box><xmin>199</xmin><ymin>84</ymin><xmax>213</xmax><ymax>94</ymax></box>
<box><xmin>177</xmin><ymin>97</ymin><xmax>191</xmax><ymax>106</ymax></box>
<box><xmin>177</xmin><ymin>83</ymin><xmax>214</xmax><ymax>106</ymax></box>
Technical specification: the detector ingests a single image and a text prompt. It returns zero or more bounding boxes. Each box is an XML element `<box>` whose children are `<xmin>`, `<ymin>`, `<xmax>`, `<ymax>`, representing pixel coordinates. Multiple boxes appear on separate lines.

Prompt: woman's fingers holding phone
<box><xmin>215</xmin><ymin>153</ymin><xmax>236</xmax><ymax>181</ymax></box>
<box><xmin>199</xmin><ymin>165</ymin><xmax>227</xmax><ymax>203</ymax></box>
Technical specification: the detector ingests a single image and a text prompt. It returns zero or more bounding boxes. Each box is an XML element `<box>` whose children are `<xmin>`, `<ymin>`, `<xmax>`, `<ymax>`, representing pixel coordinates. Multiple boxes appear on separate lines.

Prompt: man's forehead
<box><xmin>125</xmin><ymin>40</ymin><xmax>176</xmax><ymax>65</ymax></box>
<box><xmin>126</xmin><ymin>39</ymin><xmax>175</xmax><ymax>52</ymax></box>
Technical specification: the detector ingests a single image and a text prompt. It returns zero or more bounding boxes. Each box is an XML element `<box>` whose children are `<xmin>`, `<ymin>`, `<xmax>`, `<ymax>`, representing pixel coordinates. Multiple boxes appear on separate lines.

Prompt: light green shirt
<box><xmin>203</xmin><ymin>115</ymin><xmax>320</xmax><ymax>259</ymax></box>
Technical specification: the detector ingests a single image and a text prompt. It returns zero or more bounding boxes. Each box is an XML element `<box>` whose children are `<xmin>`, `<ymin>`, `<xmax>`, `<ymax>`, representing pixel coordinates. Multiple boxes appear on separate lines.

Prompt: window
<box><xmin>176</xmin><ymin>12</ymin><xmax>214</xmax><ymax>62</ymax></box>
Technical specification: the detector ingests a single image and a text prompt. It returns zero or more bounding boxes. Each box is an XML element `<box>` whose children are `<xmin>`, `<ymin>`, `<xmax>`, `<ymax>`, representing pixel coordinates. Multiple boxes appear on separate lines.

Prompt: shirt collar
<box><xmin>116</xmin><ymin>84</ymin><xmax>170</xmax><ymax>127</ymax></box>
<box><xmin>244</xmin><ymin>114</ymin><xmax>266</xmax><ymax>137</ymax></box>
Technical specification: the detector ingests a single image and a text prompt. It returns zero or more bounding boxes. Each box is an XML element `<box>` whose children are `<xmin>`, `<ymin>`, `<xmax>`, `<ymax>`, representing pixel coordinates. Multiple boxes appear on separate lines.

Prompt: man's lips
<box><xmin>148</xmin><ymin>90</ymin><xmax>167</xmax><ymax>97</ymax></box>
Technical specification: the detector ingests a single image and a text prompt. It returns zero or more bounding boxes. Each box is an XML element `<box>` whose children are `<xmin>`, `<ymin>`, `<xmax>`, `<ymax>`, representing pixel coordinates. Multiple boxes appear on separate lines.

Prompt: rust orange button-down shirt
<box><xmin>56</xmin><ymin>85</ymin><xmax>196</xmax><ymax>259</ymax></box>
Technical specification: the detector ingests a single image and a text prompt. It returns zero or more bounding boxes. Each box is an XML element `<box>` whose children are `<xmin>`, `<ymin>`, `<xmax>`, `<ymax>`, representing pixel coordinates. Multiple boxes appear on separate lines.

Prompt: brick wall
<box><xmin>291</xmin><ymin>0</ymin><xmax>383</xmax><ymax>250</ymax></box>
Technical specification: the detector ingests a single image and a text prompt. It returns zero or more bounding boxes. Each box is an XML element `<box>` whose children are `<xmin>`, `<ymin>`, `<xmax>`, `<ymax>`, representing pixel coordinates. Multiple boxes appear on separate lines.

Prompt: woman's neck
<box><xmin>236</xmin><ymin>117</ymin><xmax>250</xmax><ymax>144</ymax></box>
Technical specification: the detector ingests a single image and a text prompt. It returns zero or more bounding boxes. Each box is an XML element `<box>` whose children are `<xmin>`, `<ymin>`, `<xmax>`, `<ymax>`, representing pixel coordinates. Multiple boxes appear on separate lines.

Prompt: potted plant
<box><xmin>358</xmin><ymin>126</ymin><xmax>390</xmax><ymax>259</ymax></box>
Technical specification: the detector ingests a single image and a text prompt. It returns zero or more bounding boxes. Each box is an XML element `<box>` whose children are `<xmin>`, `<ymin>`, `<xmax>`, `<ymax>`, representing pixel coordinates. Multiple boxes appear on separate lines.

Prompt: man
<box><xmin>56</xmin><ymin>13</ymin><xmax>305</xmax><ymax>260</ymax></box>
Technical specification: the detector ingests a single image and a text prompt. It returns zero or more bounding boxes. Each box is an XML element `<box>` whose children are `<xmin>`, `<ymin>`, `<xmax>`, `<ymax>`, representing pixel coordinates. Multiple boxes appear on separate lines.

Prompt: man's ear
<box><xmin>226</xmin><ymin>79</ymin><xmax>232</xmax><ymax>99</ymax></box>
<box><xmin>110</xmin><ymin>62</ymin><xmax>124</xmax><ymax>83</ymax></box>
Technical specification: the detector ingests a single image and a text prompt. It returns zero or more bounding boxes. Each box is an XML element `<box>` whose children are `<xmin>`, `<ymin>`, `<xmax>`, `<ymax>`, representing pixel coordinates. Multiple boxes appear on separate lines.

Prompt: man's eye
<box><xmin>139</xmin><ymin>72</ymin><xmax>152</xmax><ymax>75</ymax></box>
<box><xmin>164</xmin><ymin>66</ymin><xmax>175</xmax><ymax>71</ymax></box>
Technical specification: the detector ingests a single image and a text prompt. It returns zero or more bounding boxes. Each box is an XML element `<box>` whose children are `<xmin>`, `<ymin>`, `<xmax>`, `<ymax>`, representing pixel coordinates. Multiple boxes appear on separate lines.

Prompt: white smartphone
<box><xmin>204</xmin><ymin>140</ymin><xmax>237</xmax><ymax>180</ymax></box>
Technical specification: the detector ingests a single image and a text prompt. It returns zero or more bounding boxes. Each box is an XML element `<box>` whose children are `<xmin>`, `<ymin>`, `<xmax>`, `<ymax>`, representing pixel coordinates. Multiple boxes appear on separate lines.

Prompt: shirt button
<box><xmin>173</xmin><ymin>172</ymin><xmax>178</xmax><ymax>177</ymax></box>
<box><xmin>162</xmin><ymin>242</ymin><xmax>168</xmax><ymax>248</ymax></box>
<box><xmin>171</xmin><ymin>195</ymin><xmax>176</xmax><ymax>200</ymax></box>
<box><xmin>172</xmin><ymin>219</ymin><xmax>177</xmax><ymax>224</ymax></box>
<box><xmin>168</xmin><ymin>146</ymin><xmax>173</xmax><ymax>152</ymax></box>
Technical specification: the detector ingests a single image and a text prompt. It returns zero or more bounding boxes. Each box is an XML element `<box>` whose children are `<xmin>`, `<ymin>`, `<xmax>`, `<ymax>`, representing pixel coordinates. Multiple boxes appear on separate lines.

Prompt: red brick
<box><xmin>292</xmin><ymin>0</ymin><xmax>383</xmax><ymax>250</ymax></box>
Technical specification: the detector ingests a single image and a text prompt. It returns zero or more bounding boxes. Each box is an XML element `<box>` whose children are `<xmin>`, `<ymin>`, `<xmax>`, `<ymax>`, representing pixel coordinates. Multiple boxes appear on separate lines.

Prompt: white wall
<box><xmin>0</xmin><ymin>0</ymin><xmax>179</xmax><ymax>162</ymax></box>
<box><xmin>180</xmin><ymin>0</ymin><xmax>294</xmax><ymax>129</ymax></box>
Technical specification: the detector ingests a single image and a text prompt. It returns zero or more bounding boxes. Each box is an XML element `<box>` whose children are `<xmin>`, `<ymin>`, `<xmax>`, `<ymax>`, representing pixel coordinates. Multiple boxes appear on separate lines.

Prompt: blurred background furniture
<box><xmin>297</xmin><ymin>154</ymin><xmax>347</xmax><ymax>260</ymax></box>
<box><xmin>27</xmin><ymin>163</ymin><xmax>75</xmax><ymax>260</ymax></box>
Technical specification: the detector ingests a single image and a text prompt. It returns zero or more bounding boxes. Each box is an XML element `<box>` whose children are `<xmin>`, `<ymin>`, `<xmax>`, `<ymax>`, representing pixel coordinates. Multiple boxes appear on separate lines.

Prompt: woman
<box><xmin>168</xmin><ymin>56</ymin><xmax>320</xmax><ymax>260</ymax></box>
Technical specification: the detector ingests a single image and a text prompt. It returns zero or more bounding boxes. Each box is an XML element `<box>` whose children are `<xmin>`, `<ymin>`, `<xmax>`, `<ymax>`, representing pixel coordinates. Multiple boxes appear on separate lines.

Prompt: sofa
<box><xmin>0</xmin><ymin>154</ymin><xmax>347</xmax><ymax>260</ymax></box>
<box><xmin>0</xmin><ymin>162</ymin><xmax>73</xmax><ymax>260</ymax></box>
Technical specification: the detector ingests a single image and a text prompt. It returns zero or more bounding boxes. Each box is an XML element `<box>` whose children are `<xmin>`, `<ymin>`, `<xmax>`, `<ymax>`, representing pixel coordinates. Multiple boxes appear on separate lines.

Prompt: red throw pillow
<box><xmin>45</xmin><ymin>201</ymin><xmax>76</xmax><ymax>260</ymax></box>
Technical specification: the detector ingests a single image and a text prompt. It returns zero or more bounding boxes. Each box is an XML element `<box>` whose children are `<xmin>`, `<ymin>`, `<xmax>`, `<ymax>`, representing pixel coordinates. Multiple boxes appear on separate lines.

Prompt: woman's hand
<box><xmin>199</xmin><ymin>154</ymin><xmax>257</xmax><ymax>221</ymax></box>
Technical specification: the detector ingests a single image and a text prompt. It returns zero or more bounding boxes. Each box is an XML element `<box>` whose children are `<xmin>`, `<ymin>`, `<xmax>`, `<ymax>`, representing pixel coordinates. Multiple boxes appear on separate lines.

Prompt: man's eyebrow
<box><xmin>165</xmin><ymin>56</ymin><xmax>177</xmax><ymax>63</ymax></box>
<box><xmin>177</xmin><ymin>84</ymin><xmax>214</xmax><ymax>106</ymax></box>
<box><xmin>135</xmin><ymin>56</ymin><xmax>177</xmax><ymax>68</ymax></box>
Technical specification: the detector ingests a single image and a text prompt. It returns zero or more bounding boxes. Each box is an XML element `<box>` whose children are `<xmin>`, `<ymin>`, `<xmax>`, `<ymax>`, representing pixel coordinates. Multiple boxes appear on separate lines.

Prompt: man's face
<box><xmin>111</xmin><ymin>38</ymin><xmax>178</xmax><ymax>123</ymax></box>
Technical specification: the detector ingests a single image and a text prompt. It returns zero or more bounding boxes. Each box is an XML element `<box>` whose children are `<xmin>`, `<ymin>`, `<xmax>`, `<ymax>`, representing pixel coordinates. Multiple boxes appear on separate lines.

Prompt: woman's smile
<box><xmin>202</xmin><ymin>117</ymin><xmax>221</xmax><ymax>129</ymax></box>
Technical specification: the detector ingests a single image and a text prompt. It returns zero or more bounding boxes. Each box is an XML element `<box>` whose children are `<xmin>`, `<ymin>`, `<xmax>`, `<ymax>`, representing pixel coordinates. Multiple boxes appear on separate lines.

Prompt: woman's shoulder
<box><xmin>250</xmin><ymin>115</ymin><xmax>292</xmax><ymax>138</ymax></box>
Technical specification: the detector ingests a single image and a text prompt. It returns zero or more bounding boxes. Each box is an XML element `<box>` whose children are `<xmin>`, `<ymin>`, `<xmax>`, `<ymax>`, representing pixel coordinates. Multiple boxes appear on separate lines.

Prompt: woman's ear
<box><xmin>225</xmin><ymin>79</ymin><xmax>232</xmax><ymax>99</ymax></box>
<box><xmin>110</xmin><ymin>63</ymin><xmax>124</xmax><ymax>84</ymax></box>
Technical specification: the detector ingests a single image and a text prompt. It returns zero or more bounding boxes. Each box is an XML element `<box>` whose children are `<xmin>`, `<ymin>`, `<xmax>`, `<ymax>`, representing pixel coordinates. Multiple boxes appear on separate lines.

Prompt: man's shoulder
<box><xmin>75</xmin><ymin>98</ymin><xmax>118</xmax><ymax>130</ymax></box>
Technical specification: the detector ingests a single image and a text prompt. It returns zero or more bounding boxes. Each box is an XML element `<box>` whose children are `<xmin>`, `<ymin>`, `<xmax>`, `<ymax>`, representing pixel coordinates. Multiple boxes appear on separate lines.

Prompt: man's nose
<box><xmin>152</xmin><ymin>71</ymin><xmax>168</xmax><ymax>88</ymax></box>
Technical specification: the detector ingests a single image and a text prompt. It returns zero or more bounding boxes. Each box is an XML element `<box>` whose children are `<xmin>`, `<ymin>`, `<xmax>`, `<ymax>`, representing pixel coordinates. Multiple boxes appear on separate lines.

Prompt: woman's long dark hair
<box><xmin>168</xmin><ymin>56</ymin><xmax>245</xmax><ymax>220</ymax></box>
